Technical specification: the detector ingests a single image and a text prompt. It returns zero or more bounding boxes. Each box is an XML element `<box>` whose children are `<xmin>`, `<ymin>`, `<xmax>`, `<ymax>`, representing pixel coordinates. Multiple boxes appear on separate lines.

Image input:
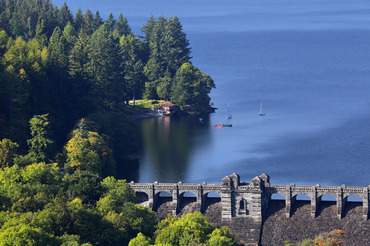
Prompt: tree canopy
<box><xmin>0</xmin><ymin>2</ymin><xmax>221</xmax><ymax>245</ymax></box>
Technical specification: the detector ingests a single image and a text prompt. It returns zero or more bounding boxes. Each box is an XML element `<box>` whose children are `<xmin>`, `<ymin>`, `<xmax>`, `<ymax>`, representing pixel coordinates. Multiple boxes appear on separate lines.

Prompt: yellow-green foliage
<box><xmin>65</xmin><ymin>129</ymin><xmax>115</xmax><ymax>177</ymax></box>
<box><xmin>130</xmin><ymin>100</ymin><xmax>167</xmax><ymax>109</ymax></box>
<box><xmin>285</xmin><ymin>229</ymin><xmax>345</xmax><ymax>246</ymax></box>
<box><xmin>0</xmin><ymin>139</ymin><xmax>19</xmax><ymax>168</ymax></box>
<box><xmin>129</xmin><ymin>212</ymin><xmax>238</xmax><ymax>246</ymax></box>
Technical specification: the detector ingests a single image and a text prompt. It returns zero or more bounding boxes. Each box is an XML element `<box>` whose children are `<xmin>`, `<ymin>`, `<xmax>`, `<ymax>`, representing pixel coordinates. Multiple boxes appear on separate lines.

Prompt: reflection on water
<box><xmin>138</xmin><ymin>115</ymin><xmax>211</xmax><ymax>182</ymax></box>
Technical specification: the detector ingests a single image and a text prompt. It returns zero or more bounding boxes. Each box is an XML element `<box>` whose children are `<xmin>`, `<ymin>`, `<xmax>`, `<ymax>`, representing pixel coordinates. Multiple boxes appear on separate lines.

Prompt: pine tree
<box><xmin>144</xmin><ymin>15</ymin><xmax>167</xmax><ymax>82</ymax></box>
<box><xmin>63</xmin><ymin>22</ymin><xmax>77</xmax><ymax>51</ymax></box>
<box><xmin>69</xmin><ymin>31</ymin><xmax>90</xmax><ymax>83</ymax></box>
<box><xmin>88</xmin><ymin>24</ymin><xmax>126</xmax><ymax>110</ymax></box>
<box><xmin>35</xmin><ymin>17</ymin><xmax>48</xmax><ymax>47</ymax></box>
<box><xmin>73</xmin><ymin>8</ymin><xmax>84</xmax><ymax>33</ymax></box>
<box><xmin>83</xmin><ymin>9</ymin><xmax>94</xmax><ymax>35</ymax></box>
<box><xmin>27</xmin><ymin>113</ymin><xmax>54</xmax><ymax>163</ymax></box>
<box><xmin>105</xmin><ymin>13</ymin><xmax>116</xmax><ymax>35</ymax></box>
<box><xmin>120</xmin><ymin>35</ymin><xmax>145</xmax><ymax>104</ymax></box>
<box><xmin>163</xmin><ymin>16</ymin><xmax>191</xmax><ymax>77</ymax></box>
<box><xmin>57</xmin><ymin>2</ymin><xmax>73</xmax><ymax>29</ymax></box>
<box><xmin>48</xmin><ymin>26</ymin><xmax>68</xmax><ymax>73</ymax></box>
<box><xmin>113</xmin><ymin>13</ymin><xmax>132</xmax><ymax>39</ymax></box>
<box><xmin>92</xmin><ymin>11</ymin><xmax>104</xmax><ymax>32</ymax></box>
<box><xmin>69</xmin><ymin>31</ymin><xmax>94</xmax><ymax>115</ymax></box>
<box><xmin>47</xmin><ymin>26</ymin><xmax>73</xmax><ymax>143</ymax></box>
<box><xmin>140</xmin><ymin>15</ymin><xmax>156</xmax><ymax>45</ymax></box>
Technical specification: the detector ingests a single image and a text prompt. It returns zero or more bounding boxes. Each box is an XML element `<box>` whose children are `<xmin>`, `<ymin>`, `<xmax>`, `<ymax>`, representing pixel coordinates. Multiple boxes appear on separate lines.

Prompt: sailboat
<box><xmin>215</xmin><ymin>102</ymin><xmax>233</xmax><ymax>127</ymax></box>
<box><xmin>259</xmin><ymin>102</ymin><xmax>265</xmax><ymax>116</ymax></box>
<box><xmin>226</xmin><ymin>102</ymin><xmax>232</xmax><ymax>119</ymax></box>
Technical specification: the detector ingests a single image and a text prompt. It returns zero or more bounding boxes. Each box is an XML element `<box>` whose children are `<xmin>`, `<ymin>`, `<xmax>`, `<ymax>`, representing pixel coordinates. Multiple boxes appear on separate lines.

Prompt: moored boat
<box><xmin>214</xmin><ymin>123</ymin><xmax>232</xmax><ymax>127</ymax></box>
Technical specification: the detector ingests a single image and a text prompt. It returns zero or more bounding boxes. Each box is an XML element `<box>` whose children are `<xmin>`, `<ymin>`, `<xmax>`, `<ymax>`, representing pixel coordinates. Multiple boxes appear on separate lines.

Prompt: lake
<box><xmin>54</xmin><ymin>0</ymin><xmax>370</xmax><ymax>187</ymax></box>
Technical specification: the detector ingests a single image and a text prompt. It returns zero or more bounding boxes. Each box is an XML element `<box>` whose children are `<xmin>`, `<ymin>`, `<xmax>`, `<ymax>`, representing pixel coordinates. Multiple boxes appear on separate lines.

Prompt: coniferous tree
<box><xmin>88</xmin><ymin>24</ymin><xmax>126</xmax><ymax>110</ymax></box>
<box><xmin>73</xmin><ymin>8</ymin><xmax>84</xmax><ymax>33</ymax></box>
<box><xmin>27</xmin><ymin>113</ymin><xmax>54</xmax><ymax>163</ymax></box>
<box><xmin>105</xmin><ymin>13</ymin><xmax>116</xmax><ymax>35</ymax></box>
<box><xmin>63</xmin><ymin>22</ymin><xmax>77</xmax><ymax>51</ymax></box>
<box><xmin>163</xmin><ymin>16</ymin><xmax>191</xmax><ymax>77</ymax></box>
<box><xmin>113</xmin><ymin>13</ymin><xmax>132</xmax><ymax>39</ymax></box>
<box><xmin>48</xmin><ymin>26</ymin><xmax>68</xmax><ymax>74</ymax></box>
<box><xmin>69</xmin><ymin>31</ymin><xmax>90</xmax><ymax>87</ymax></box>
<box><xmin>35</xmin><ymin>17</ymin><xmax>48</xmax><ymax>47</ymax></box>
<box><xmin>120</xmin><ymin>35</ymin><xmax>145</xmax><ymax>105</ymax></box>
<box><xmin>47</xmin><ymin>26</ymin><xmax>73</xmax><ymax>144</ymax></box>
<box><xmin>0</xmin><ymin>138</ymin><xmax>19</xmax><ymax>168</ymax></box>
<box><xmin>2</xmin><ymin>38</ymin><xmax>32</xmax><ymax>142</ymax></box>
<box><xmin>9</xmin><ymin>10</ymin><xmax>24</xmax><ymax>37</ymax></box>
<box><xmin>146</xmin><ymin>15</ymin><xmax>167</xmax><ymax>80</ymax></box>
<box><xmin>140</xmin><ymin>15</ymin><xmax>155</xmax><ymax>46</ymax></box>
<box><xmin>69</xmin><ymin>31</ymin><xmax>94</xmax><ymax>115</ymax></box>
<box><xmin>92</xmin><ymin>11</ymin><xmax>104</xmax><ymax>32</ymax></box>
<box><xmin>57</xmin><ymin>2</ymin><xmax>73</xmax><ymax>29</ymax></box>
<box><xmin>83</xmin><ymin>9</ymin><xmax>94</xmax><ymax>35</ymax></box>
<box><xmin>25</xmin><ymin>39</ymin><xmax>50</xmax><ymax>116</ymax></box>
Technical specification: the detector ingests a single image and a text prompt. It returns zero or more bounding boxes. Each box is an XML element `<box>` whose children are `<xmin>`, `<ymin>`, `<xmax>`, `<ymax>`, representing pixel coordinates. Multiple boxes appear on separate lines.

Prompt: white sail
<box><xmin>259</xmin><ymin>102</ymin><xmax>265</xmax><ymax>116</ymax></box>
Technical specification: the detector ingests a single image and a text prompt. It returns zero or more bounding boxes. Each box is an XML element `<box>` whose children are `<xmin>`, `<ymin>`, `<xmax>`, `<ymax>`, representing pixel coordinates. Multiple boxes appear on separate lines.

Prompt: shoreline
<box><xmin>129</xmin><ymin>109</ymin><xmax>163</xmax><ymax>120</ymax></box>
<box><xmin>128</xmin><ymin>106</ymin><xmax>216</xmax><ymax>120</ymax></box>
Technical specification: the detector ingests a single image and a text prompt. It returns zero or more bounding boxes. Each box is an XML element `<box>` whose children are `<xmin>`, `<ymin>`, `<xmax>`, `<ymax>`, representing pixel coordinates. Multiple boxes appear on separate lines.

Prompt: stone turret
<box><xmin>259</xmin><ymin>173</ymin><xmax>270</xmax><ymax>187</ymax></box>
<box><xmin>229</xmin><ymin>173</ymin><xmax>240</xmax><ymax>189</ymax></box>
<box><xmin>222</xmin><ymin>175</ymin><xmax>232</xmax><ymax>187</ymax></box>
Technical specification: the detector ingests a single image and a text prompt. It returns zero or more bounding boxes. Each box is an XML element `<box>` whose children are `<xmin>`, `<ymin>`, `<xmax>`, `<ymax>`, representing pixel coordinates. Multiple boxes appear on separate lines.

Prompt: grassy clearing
<box><xmin>129</xmin><ymin>100</ymin><xmax>168</xmax><ymax>110</ymax></box>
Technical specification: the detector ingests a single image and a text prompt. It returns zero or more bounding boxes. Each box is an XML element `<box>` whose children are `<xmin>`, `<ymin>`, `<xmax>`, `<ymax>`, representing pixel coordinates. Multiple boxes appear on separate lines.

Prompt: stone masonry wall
<box><xmin>261</xmin><ymin>200</ymin><xmax>370</xmax><ymax>246</ymax></box>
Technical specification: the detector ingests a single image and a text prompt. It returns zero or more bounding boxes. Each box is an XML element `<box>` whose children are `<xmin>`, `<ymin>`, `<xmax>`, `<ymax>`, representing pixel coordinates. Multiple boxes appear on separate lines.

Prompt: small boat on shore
<box><xmin>215</xmin><ymin>123</ymin><xmax>232</xmax><ymax>127</ymax></box>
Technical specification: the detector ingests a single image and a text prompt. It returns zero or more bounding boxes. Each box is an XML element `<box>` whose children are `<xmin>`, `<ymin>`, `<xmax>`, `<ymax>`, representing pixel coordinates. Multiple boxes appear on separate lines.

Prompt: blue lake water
<box><xmin>55</xmin><ymin>0</ymin><xmax>370</xmax><ymax>187</ymax></box>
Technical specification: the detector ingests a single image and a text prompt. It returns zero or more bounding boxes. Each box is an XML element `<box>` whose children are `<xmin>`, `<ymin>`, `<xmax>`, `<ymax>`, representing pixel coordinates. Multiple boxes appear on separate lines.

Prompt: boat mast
<box><xmin>260</xmin><ymin>102</ymin><xmax>262</xmax><ymax>115</ymax></box>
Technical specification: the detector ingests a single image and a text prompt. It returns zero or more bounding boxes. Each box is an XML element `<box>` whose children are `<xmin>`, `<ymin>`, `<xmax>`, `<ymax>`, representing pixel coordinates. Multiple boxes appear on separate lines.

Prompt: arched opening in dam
<box><xmin>135</xmin><ymin>191</ymin><xmax>149</xmax><ymax>205</ymax></box>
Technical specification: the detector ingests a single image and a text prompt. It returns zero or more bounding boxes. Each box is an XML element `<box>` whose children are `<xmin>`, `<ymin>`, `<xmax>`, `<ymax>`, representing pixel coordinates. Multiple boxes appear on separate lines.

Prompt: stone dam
<box><xmin>129</xmin><ymin>173</ymin><xmax>369</xmax><ymax>245</ymax></box>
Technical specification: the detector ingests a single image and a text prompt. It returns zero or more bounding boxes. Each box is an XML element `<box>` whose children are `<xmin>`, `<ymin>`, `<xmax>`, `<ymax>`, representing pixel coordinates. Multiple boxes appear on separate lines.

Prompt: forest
<box><xmin>0</xmin><ymin>0</ymin><xmax>232</xmax><ymax>245</ymax></box>
<box><xmin>0</xmin><ymin>0</ymin><xmax>215</xmax><ymax>152</ymax></box>
<box><xmin>0</xmin><ymin>1</ymin><xmax>348</xmax><ymax>245</ymax></box>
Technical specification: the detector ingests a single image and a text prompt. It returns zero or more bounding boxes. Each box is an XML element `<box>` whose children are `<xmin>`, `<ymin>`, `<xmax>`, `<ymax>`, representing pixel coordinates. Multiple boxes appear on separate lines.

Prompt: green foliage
<box><xmin>105</xmin><ymin>13</ymin><xmax>116</xmax><ymax>34</ymax></box>
<box><xmin>98</xmin><ymin>177</ymin><xmax>136</xmax><ymax>212</ymax></box>
<box><xmin>285</xmin><ymin>229</ymin><xmax>345</xmax><ymax>246</ymax></box>
<box><xmin>64</xmin><ymin>118</ymin><xmax>116</xmax><ymax>177</ymax></box>
<box><xmin>68</xmin><ymin>30</ymin><xmax>92</xmax><ymax>110</ymax></box>
<box><xmin>48</xmin><ymin>26</ymin><xmax>68</xmax><ymax>73</ymax></box>
<box><xmin>207</xmin><ymin>227</ymin><xmax>238</xmax><ymax>246</ymax></box>
<box><xmin>171</xmin><ymin>62</ymin><xmax>215</xmax><ymax>106</ymax></box>
<box><xmin>0</xmin><ymin>5</ymin><xmax>217</xmax><ymax>244</ymax></box>
<box><xmin>93</xmin><ymin>11</ymin><xmax>104</xmax><ymax>32</ymax></box>
<box><xmin>82</xmin><ymin>9</ymin><xmax>94</xmax><ymax>35</ymax></box>
<box><xmin>120</xmin><ymin>34</ymin><xmax>146</xmax><ymax>103</ymax></box>
<box><xmin>57</xmin><ymin>2</ymin><xmax>73</xmax><ymax>30</ymax></box>
<box><xmin>73</xmin><ymin>8</ymin><xmax>84</xmax><ymax>33</ymax></box>
<box><xmin>104</xmin><ymin>203</ymin><xmax>156</xmax><ymax>239</ymax></box>
<box><xmin>114</xmin><ymin>13</ymin><xmax>133</xmax><ymax>39</ymax></box>
<box><xmin>63</xmin><ymin>170</ymin><xmax>103</xmax><ymax>205</ymax></box>
<box><xmin>63</xmin><ymin>22</ymin><xmax>77</xmax><ymax>49</ymax></box>
<box><xmin>87</xmin><ymin>111</ymin><xmax>140</xmax><ymax>171</ymax></box>
<box><xmin>155</xmin><ymin>212</ymin><xmax>213</xmax><ymax>245</ymax></box>
<box><xmin>0</xmin><ymin>217</ymin><xmax>58</xmax><ymax>246</ymax></box>
<box><xmin>0</xmin><ymin>30</ymin><xmax>10</xmax><ymax>56</ymax></box>
<box><xmin>27</xmin><ymin>114</ymin><xmax>54</xmax><ymax>163</ymax></box>
<box><xmin>35</xmin><ymin>18</ymin><xmax>48</xmax><ymax>48</ymax></box>
<box><xmin>88</xmin><ymin>24</ymin><xmax>126</xmax><ymax>110</ymax></box>
<box><xmin>0</xmin><ymin>162</ymin><xmax>61</xmax><ymax>212</ymax></box>
<box><xmin>129</xmin><ymin>232</ymin><xmax>152</xmax><ymax>246</ymax></box>
<box><xmin>0</xmin><ymin>139</ymin><xmax>19</xmax><ymax>168</ymax></box>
